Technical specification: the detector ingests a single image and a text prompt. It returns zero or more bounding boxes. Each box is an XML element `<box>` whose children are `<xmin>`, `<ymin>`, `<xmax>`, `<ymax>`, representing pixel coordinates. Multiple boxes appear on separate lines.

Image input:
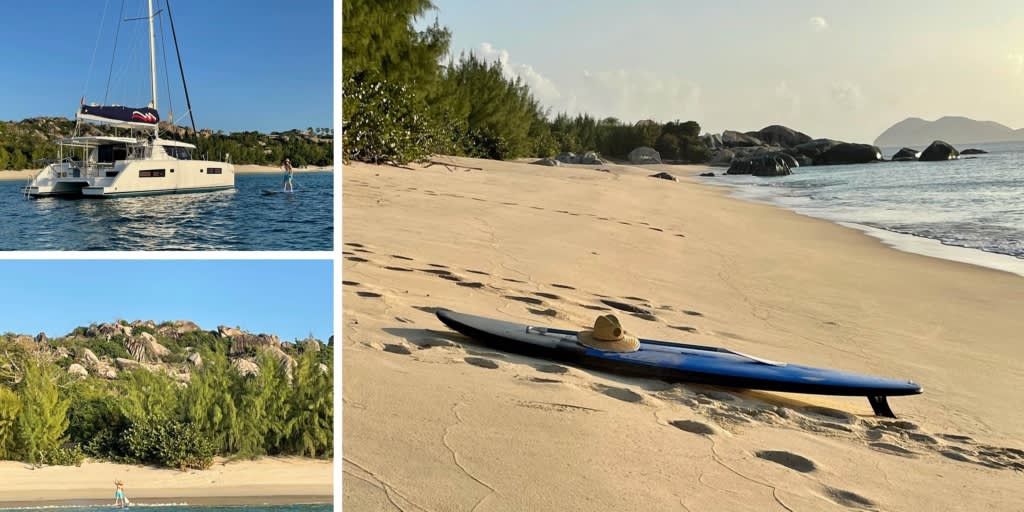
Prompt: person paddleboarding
<box><xmin>114</xmin><ymin>480</ymin><xmax>130</xmax><ymax>508</ymax></box>
<box><xmin>281</xmin><ymin>158</ymin><xmax>295</xmax><ymax>192</ymax></box>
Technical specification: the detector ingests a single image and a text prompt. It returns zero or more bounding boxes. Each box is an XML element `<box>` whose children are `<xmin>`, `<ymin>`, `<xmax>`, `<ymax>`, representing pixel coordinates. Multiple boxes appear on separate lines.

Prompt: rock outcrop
<box><xmin>628</xmin><ymin>146</ymin><xmax>662</xmax><ymax>164</ymax></box>
<box><xmin>648</xmin><ymin>172</ymin><xmax>678</xmax><ymax>181</ymax></box>
<box><xmin>78</xmin><ymin>348</ymin><xmax>101</xmax><ymax>368</ymax></box>
<box><xmin>708</xmin><ymin>149</ymin><xmax>735</xmax><ymax>166</ymax></box>
<box><xmin>746</xmin><ymin>125</ymin><xmax>812</xmax><ymax>148</ymax></box>
<box><xmin>918</xmin><ymin>140</ymin><xmax>959</xmax><ymax>161</ymax></box>
<box><xmin>892</xmin><ymin>147</ymin><xmax>919</xmax><ymax>161</ymax></box>
<box><xmin>531</xmin><ymin>158</ymin><xmax>560</xmax><ymax>166</ymax></box>
<box><xmin>727</xmin><ymin>153</ymin><xmax>794</xmax><ymax>177</ymax></box>
<box><xmin>580</xmin><ymin>151</ymin><xmax>603</xmax><ymax>164</ymax></box>
<box><xmin>721</xmin><ymin>130</ymin><xmax>763</xmax><ymax>147</ymax></box>
<box><xmin>68</xmin><ymin>363</ymin><xmax>89</xmax><ymax>379</ymax></box>
<box><xmin>232</xmin><ymin>358</ymin><xmax>260</xmax><ymax>377</ymax></box>
<box><xmin>816</xmin><ymin>143</ymin><xmax>882</xmax><ymax>165</ymax></box>
<box><xmin>960</xmin><ymin>148</ymin><xmax>987</xmax><ymax>155</ymax></box>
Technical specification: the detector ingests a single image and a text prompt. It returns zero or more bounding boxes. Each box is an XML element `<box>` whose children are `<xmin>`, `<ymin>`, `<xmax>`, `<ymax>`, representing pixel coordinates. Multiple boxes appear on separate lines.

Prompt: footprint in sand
<box><xmin>534</xmin><ymin>292</ymin><xmax>561</xmax><ymax>300</ymax></box>
<box><xmin>345</xmin><ymin>256</ymin><xmax>369</xmax><ymax>263</ymax></box>
<box><xmin>669</xmin><ymin>420</ymin><xmax>717</xmax><ymax>436</ymax></box>
<box><xmin>530</xmin><ymin>377</ymin><xmax>562</xmax><ymax>384</ymax></box>
<box><xmin>623</xmin><ymin>296</ymin><xmax>648</xmax><ymax>302</ymax></box>
<box><xmin>534</xmin><ymin>363</ymin><xmax>569</xmax><ymax>374</ymax></box>
<box><xmin>505</xmin><ymin>295</ymin><xmax>545</xmax><ymax>305</ymax></box>
<box><xmin>344</xmin><ymin>242</ymin><xmax>365</xmax><ymax>248</ymax></box>
<box><xmin>600</xmin><ymin>299</ymin><xmax>655</xmax><ymax>316</ymax></box>
<box><xmin>755</xmin><ymin>450</ymin><xmax>818</xmax><ymax>473</ymax></box>
<box><xmin>582</xmin><ymin>304</ymin><xmax>612</xmax><ymax>311</ymax></box>
<box><xmin>501</xmin><ymin>202</ymin><xmax>518</xmax><ymax>206</ymax></box>
<box><xmin>438</xmin><ymin>274</ymin><xmax>463</xmax><ymax>282</ymax></box>
<box><xmin>939</xmin><ymin>450</ymin><xmax>974</xmax><ymax>463</ymax></box>
<box><xmin>593</xmin><ymin>384</ymin><xmax>643</xmax><ymax>403</ymax></box>
<box><xmin>341</xmin><ymin>251</ymin><xmax>355</xmax><ymax>256</ymax></box>
<box><xmin>457</xmin><ymin>282</ymin><xmax>485</xmax><ymax>288</ymax></box>
<box><xmin>383</xmin><ymin>344</ymin><xmax>412</xmax><ymax>355</ymax></box>
<box><xmin>670</xmin><ymin>325</ymin><xmax>698</xmax><ymax>333</ymax></box>
<box><xmin>908</xmin><ymin>433</ymin><xmax>939</xmax><ymax>445</ymax></box>
<box><xmin>428</xmin><ymin>263</ymin><xmax>449</xmax><ymax>268</ymax></box>
<box><xmin>504</xmin><ymin>278</ymin><xmax>527</xmax><ymax>284</ymax></box>
<box><xmin>675</xmin><ymin>234</ymin><xmax>686</xmax><ymax>238</ymax></box>
<box><xmin>391</xmin><ymin>255</ymin><xmax>414</xmax><ymax>261</ymax></box>
<box><xmin>649</xmin><ymin>227</ymin><xmax>664</xmax><ymax>232</ymax></box>
<box><xmin>868</xmin><ymin>442</ymin><xmax>918</xmax><ymax>458</ymax></box>
<box><xmin>682</xmin><ymin>310</ymin><xmax>704</xmax><ymax>317</ymax></box>
<box><xmin>551</xmin><ymin>283</ymin><xmax>576</xmax><ymax>290</ymax></box>
<box><xmin>464</xmin><ymin>356</ymin><xmax>499</xmax><ymax>369</ymax></box>
<box><xmin>384</xmin><ymin>266</ymin><xmax>415</xmax><ymax>272</ymax></box>
<box><xmin>466</xmin><ymin>269</ymin><xmax>490</xmax><ymax>276</ymax></box>
<box><xmin>938</xmin><ymin>434</ymin><xmax>974</xmax><ymax>444</ymax></box>
<box><xmin>356</xmin><ymin>291</ymin><xmax>383</xmax><ymax>298</ymax></box>
<box><xmin>353</xmin><ymin>248</ymin><xmax>373</xmax><ymax>253</ymax></box>
<box><xmin>420</xmin><ymin>268</ymin><xmax>453</xmax><ymax>275</ymax></box>
<box><xmin>630</xmin><ymin>312</ymin><xmax>660</xmax><ymax>322</ymax></box>
<box><xmin>528</xmin><ymin>308</ymin><xmax>558</xmax><ymax>317</ymax></box>
<box><xmin>802</xmin><ymin>406</ymin><xmax>857</xmax><ymax>424</ymax></box>
<box><xmin>342</xmin><ymin>280</ymin><xmax>360</xmax><ymax>286</ymax></box>
<box><xmin>823</xmin><ymin>487</ymin><xmax>876</xmax><ymax>509</ymax></box>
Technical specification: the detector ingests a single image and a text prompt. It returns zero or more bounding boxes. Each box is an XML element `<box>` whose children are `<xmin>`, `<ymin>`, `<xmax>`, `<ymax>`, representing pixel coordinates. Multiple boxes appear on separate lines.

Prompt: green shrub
<box><xmin>126</xmin><ymin>420</ymin><xmax>213</xmax><ymax>470</ymax></box>
<box><xmin>42</xmin><ymin>444</ymin><xmax>85</xmax><ymax>466</ymax></box>
<box><xmin>0</xmin><ymin>387</ymin><xmax>20</xmax><ymax>459</ymax></box>
<box><xmin>342</xmin><ymin>75</ymin><xmax>453</xmax><ymax>165</ymax></box>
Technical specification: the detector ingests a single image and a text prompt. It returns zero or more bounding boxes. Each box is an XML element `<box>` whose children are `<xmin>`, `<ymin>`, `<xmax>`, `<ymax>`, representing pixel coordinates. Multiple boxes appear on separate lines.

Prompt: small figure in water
<box><xmin>282</xmin><ymin>158</ymin><xmax>295</xmax><ymax>192</ymax></box>
<box><xmin>114</xmin><ymin>480</ymin><xmax>129</xmax><ymax>508</ymax></box>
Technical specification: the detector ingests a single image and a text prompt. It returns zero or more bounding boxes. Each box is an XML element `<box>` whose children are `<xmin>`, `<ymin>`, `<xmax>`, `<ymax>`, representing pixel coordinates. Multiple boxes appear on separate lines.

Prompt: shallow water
<box><xmin>707</xmin><ymin>142</ymin><xmax>1024</xmax><ymax>274</ymax></box>
<box><xmin>0</xmin><ymin>172</ymin><xmax>333</xmax><ymax>251</ymax></box>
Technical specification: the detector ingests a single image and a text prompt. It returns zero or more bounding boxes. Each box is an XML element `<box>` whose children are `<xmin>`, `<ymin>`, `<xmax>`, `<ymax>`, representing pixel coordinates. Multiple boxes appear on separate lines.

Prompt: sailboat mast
<box><xmin>147</xmin><ymin>0</ymin><xmax>158</xmax><ymax>135</ymax></box>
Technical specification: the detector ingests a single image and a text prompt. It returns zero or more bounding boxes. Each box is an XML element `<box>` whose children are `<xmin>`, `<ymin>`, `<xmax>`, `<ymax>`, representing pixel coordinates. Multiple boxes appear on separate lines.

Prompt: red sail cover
<box><xmin>79</xmin><ymin>105</ymin><xmax>160</xmax><ymax>127</ymax></box>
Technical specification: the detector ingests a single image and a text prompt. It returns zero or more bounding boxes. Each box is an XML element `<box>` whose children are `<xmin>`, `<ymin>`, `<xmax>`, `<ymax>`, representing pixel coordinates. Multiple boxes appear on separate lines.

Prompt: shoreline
<box><xmin>692</xmin><ymin>168</ymin><xmax>1024</xmax><ymax>277</ymax></box>
<box><xmin>0</xmin><ymin>457</ymin><xmax>332</xmax><ymax>508</ymax></box>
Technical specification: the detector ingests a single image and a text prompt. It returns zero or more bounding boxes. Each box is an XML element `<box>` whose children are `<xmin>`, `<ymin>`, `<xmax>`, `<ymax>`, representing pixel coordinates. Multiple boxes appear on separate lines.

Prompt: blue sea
<box><xmin>0</xmin><ymin>172</ymin><xmax>333</xmax><ymax>251</ymax></box>
<box><xmin>705</xmin><ymin>142</ymin><xmax>1024</xmax><ymax>276</ymax></box>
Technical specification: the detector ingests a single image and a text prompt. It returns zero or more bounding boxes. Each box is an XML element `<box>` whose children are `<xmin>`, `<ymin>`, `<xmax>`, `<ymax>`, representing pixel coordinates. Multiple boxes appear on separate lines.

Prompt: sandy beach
<box><xmin>343</xmin><ymin>156</ymin><xmax>1024</xmax><ymax>511</ymax></box>
<box><xmin>0</xmin><ymin>456</ymin><xmax>332</xmax><ymax>507</ymax></box>
<box><xmin>0</xmin><ymin>169</ymin><xmax>38</xmax><ymax>181</ymax></box>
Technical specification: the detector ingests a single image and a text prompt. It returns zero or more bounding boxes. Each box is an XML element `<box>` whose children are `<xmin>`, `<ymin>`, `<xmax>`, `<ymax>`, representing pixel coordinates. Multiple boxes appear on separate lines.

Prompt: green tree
<box><xmin>286</xmin><ymin>351</ymin><xmax>332</xmax><ymax>458</ymax></box>
<box><xmin>14</xmin><ymin>358</ymin><xmax>70</xmax><ymax>464</ymax></box>
<box><xmin>183</xmin><ymin>350</ymin><xmax>240</xmax><ymax>454</ymax></box>
<box><xmin>0</xmin><ymin>387</ymin><xmax>20</xmax><ymax>459</ymax></box>
<box><xmin>655</xmin><ymin>133</ymin><xmax>680</xmax><ymax>161</ymax></box>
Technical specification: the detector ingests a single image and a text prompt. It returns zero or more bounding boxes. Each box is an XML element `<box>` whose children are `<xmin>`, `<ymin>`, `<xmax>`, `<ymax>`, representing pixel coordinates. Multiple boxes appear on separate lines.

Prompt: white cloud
<box><xmin>1008</xmin><ymin>53</ymin><xmax>1024</xmax><ymax>75</ymax></box>
<box><xmin>478</xmin><ymin>42</ymin><xmax>562</xmax><ymax>108</ymax></box>
<box><xmin>808</xmin><ymin>16</ymin><xmax>828</xmax><ymax>32</ymax></box>
<box><xmin>829</xmin><ymin>81</ymin><xmax>866</xmax><ymax>110</ymax></box>
<box><xmin>774</xmin><ymin>81</ymin><xmax>801</xmax><ymax>114</ymax></box>
<box><xmin>577</xmin><ymin>69</ymin><xmax>702</xmax><ymax>122</ymax></box>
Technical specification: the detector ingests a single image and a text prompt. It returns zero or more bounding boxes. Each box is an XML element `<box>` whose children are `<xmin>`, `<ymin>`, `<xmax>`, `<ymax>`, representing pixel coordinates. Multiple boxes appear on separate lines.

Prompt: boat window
<box><xmin>207</xmin><ymin>167</ymin><xmax>222</xmax><ymax>174</ymax></box>
<box><xmin>139</xmin><ymin>169</ymin><xmax>166</xmax><ymax>178</ymax></box>
<box><xmin>163</xmin><ymin>145</ymin><xmax>192</xmax><ymax>160</ymax></box>
<box><xmin>97</xmin><ymin>145</ymin><xmax>128</xmax><ymax>163</ymax></box>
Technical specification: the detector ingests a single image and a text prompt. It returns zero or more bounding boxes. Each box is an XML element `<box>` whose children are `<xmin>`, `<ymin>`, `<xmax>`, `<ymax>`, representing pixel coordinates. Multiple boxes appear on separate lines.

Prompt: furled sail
<box><xmin>78</xmin><ymin>105</ymin><xmax>160</xmax><ymax>128</ymax></box>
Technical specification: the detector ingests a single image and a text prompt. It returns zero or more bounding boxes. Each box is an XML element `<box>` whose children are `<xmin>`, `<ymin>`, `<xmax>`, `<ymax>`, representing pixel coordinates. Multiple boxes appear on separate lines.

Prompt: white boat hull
<box><xmin>27</xmin><ymin>159</ymin><xmax>234</xmax><ymax>198</ymax></box>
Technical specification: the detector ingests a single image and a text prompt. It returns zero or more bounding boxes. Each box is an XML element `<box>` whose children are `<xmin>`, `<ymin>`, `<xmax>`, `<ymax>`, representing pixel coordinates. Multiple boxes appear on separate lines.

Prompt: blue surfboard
<box><xmin>435</xmin><ymin>309</ymin><xmax>922</xmax><ymax>417</ymax></box>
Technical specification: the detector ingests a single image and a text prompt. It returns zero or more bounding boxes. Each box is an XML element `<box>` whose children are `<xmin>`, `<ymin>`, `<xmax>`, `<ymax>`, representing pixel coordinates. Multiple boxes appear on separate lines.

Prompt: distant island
<box><xmin>875</xmin><ymin>116</ymin><xmax>1024</xmax><ymax>147</ymax></box>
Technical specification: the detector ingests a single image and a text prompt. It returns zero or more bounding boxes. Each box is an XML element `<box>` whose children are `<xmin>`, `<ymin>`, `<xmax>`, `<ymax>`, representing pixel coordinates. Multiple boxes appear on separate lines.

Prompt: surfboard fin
<box><xmin>867</xmin><ymin>395</ymin><xmax>896</xmax><ymax>418</ymax></box>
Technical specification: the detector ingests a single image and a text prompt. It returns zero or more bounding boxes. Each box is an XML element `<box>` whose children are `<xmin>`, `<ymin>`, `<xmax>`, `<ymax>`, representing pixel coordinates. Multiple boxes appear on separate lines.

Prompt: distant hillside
<box><xmin>875</xmin><ymin>116</ymin><xmax>1024</xmax><ymax>147</ymax></box>
<box><xmin>0</xmin><ymin>117</ymin><xmax>333</xmax><ymax>170</ymax></box>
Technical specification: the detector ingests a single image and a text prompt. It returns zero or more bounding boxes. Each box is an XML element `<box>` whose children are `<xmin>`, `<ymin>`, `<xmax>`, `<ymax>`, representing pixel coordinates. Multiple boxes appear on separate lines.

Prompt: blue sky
<box><xmin>0</xmin><ymin>0</ymin><xmax>332</xmax><ymax>133</ymax></box>
<box><xmin>421</xmin><ymin>0</ymin><xmax>1024</xmax><ymax>142</ymax></box>
<box><xmin>0</xmin><ymin>260</ymin><xmax>333</xmax><ymax>342</ymax></box>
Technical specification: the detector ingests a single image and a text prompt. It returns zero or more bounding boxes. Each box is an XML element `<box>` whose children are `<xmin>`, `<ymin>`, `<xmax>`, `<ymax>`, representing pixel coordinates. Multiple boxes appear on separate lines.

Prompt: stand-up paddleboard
<box><xmin>435</xmin><ymin>309</ymin><xmax>922</xmax><ymax>417</ymax></box>
<box><xmin>261</xmin><ymin>188</ymin><xmax>299</xmax><ymax>195</ymax></box>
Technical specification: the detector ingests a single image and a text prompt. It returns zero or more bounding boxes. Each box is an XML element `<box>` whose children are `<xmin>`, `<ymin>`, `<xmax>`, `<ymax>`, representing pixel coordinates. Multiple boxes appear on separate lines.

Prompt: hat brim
<box><xmin>577</xmin><ymin>330</ymin><xmax>640</xmax><ymax>352</ymax></box>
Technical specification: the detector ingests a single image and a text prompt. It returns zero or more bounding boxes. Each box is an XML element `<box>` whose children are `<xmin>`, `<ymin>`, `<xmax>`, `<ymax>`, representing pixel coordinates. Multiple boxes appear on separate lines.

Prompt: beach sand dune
<box><xmin>343</xmin><ymin>156</ymin><xmax>1024</xmax><ymax>510</ymax></box>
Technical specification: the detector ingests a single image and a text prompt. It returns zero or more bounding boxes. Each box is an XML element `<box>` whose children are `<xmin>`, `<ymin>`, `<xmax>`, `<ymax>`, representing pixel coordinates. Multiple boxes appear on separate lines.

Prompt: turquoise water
<box><xmin>0</xmin><ymin>172</ymin><xmax>333</xmax><ymax>251</ymax></box>
<box><xmin>0</xmin><ymin>505</ymin><xmax>331</xmax><ymax>511</ymax></box>
<box><xmin>707</xmin><ymin>142</ymin><xmax>1024</xmax><ymax>274</ymax></box>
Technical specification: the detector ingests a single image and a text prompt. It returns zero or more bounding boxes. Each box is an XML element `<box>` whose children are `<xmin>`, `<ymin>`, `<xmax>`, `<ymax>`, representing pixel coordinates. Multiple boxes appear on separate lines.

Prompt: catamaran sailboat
<box><xmin>25</xmin><ymin>0</ymin><xmax>234</xmax><ymax>198</ymax></box>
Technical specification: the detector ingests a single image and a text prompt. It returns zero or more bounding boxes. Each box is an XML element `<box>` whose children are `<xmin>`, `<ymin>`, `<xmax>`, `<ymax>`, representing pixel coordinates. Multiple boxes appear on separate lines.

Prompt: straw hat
<box><xmin>577</xmin><ymin>314</ymin><xmax>640</xmax><ymax>352</ymax></box>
